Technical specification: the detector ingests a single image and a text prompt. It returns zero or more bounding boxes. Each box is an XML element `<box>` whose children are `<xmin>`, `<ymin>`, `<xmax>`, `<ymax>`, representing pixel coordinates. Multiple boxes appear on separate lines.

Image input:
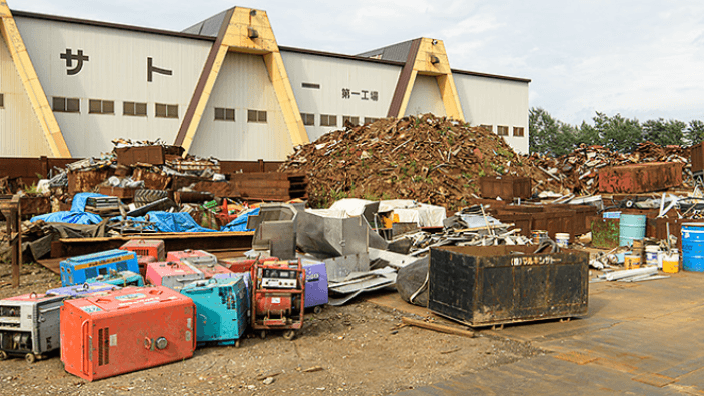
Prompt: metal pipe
<box><xmin>605</xmin><ymin>266</ymin><xmax>657</xmax><ymax>281</ymax></box>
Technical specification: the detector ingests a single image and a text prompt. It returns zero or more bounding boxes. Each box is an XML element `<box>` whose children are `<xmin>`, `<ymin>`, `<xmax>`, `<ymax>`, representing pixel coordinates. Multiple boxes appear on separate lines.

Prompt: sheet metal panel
<box><xmin>403</xmin><ymin>75</ymin><xmax>446</xmax><ymax>117</ymax></box>
<box><xmin>14</xmin><ymin>16</ymin><xmax>211</xmax><ymax>157</ymax></box>
<box><xmin>598</xmin><ymin>162</ymin><xmax>683</xmax><ymax>194</ymax></box>
<box><xmin>281</xmin><ymin>51</ymin><xmax>401</xmax><ymax>141</ymax></box>
<box><xmin>189</xmin><ymin>52</ymin><xmax>292</xmax><ymax>161</ymax></box>
<box><xmin>454</xmin><ymin>73</ymin><xmax>530</xmax><ymax>154</ymax></box>
<box><xmin>0</xmin><ymin>33</ymin><xmax>52</xmax><ymax>156</ymax></box>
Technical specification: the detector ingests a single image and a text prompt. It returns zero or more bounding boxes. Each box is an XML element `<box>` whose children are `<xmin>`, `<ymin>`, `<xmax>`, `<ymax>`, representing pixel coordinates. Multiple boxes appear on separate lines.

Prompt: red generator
<box><xmin>222</xmin><ymin>256</ymin><xmax>278</xmax><ymax>273</ymax></box>
<box><xmin>167</xmin><ymin>249</ymin><xmax>231</xmax><ymax>278</ymax></box>
<box><xmin>136</xmin><ymin>255</ymin><xmax>156</xmax><ymax>277</ymax></box>
<box><xmin>60</xmin><ymin>286</ymin><xmax>196</xmax><ymax>381</ymax></box>
<box><xmin>251</xmin><ymin>259</ymin><xmax>304</xmax><ymax>340</ymax></box>
<box><xmin>120</xmin><ymin>239</ymin><xmax>166</xmax><ymax>262</ymax></box>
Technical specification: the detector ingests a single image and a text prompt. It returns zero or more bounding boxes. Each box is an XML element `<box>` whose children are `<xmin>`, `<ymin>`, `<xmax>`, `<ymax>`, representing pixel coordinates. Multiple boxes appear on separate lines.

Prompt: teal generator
<box><xmin>180</xmin><ymin>277</ymin><xmax>248</xmax><ymax>346</ymax></box>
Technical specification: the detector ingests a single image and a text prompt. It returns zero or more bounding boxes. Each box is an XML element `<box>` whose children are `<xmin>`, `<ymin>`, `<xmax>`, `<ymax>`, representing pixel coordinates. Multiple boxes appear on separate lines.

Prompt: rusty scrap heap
<box><xmin>526</xmin><ymin>142</ymin><xmax>691</xmax><ymax>195</ymax></box>
<box><xmin>280</xmin><ymin>114</ymin><xmax>533</xmax><ymax>209</ymax></box>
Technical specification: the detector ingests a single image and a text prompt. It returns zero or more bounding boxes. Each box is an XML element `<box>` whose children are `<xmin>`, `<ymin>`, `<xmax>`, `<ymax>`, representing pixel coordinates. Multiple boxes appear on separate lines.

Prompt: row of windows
<box><xmin>480</xmin><ymin>124</ymin><xmax>525</xmax><ymax>138</ymax></box>
<box><xmin>301</xmin><ymin>113</ymin><xmax>380</xmax><ymax>127</ymax></box>
<box><xmin>53</xmin><ymin>97</ymin><xmax>179</xmax><ymax>118</ymax></box>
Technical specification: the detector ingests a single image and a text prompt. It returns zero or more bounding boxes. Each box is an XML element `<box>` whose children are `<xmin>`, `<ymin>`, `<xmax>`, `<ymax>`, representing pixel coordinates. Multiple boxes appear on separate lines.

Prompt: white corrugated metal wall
<box><xmin>404</xmin><ymin>75</ymin><xmax>446</xmax><ymax>118</ymax></box>
<box><xmin>281</xmin><ymin>51</ymin><xmax>401</xmax><ymax>142</ymax></box>
<box><xmin>14</xmin><ymin>16</ymin><xmax>211</xmax><ymax>157</ymax></box>
<box><xmin>454</xmin><ymin>74</ymin><xmax>530</xmax><ymax>153</ymax></box>
<box><xmin>0</xmin><ymin>32</ymin><xmax>53</xmax><ymax>156</ymax></box>
<box><xmin>189</xmin><ymin>52</ymin><xmax>292</xmax><ymax>161</ymax></box>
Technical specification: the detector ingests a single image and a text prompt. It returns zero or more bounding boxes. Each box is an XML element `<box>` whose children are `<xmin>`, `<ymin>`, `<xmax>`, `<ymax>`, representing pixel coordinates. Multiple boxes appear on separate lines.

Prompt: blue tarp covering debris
<box><xmin>31</xmin><ymin>193</ymin><xmax>108</xmax><ymax>225</ymax></box>
<box><xmin>143</xmin><ymin>212</ymin><xmax>217</xmax><ymax>233</ymax></box>
<box><xmin>220</xmin><ymin>207</ymin><xmax>259</xmax><ymax>232</ymax></box>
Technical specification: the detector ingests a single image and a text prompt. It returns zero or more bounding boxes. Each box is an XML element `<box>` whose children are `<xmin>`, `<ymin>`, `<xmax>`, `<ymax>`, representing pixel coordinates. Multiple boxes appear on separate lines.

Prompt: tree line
<box><xmin>528</xmin><ymin>107</ymin><xmax>704</xmax><ymax>156</ymax></box>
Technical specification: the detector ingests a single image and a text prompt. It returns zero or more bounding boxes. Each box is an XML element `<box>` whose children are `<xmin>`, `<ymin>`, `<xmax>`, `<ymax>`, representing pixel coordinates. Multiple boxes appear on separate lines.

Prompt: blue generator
<box><xmin>60</xmin><ymin>249</ymin><xmax>139</xmax><ymax>286</ymax></box>
<box><xmin>86</xmin><ymin>270</ymin><xmax>144</xmax><ymax>287</ymax></box>
<box><xmin>180</xmin><ymin>277</ymin><xmax>248</xmax><ymax>347</ymax></box>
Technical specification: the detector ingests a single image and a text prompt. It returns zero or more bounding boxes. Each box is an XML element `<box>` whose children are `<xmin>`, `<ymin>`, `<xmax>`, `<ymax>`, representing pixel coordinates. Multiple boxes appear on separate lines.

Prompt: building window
<box><xmin>513</xmin><ymin>126</ymin><xmax>525</xmax><ymax>137</ymax></box>
<box><xmin>301</xmin><ymin>113</ymin><xmax>315</xmax><ymax>126</ymax></box>
<box><xmin>497</xmin><ymin>125</ymin><xmax>509</xmax><ymax>136</ymax></box>
<box><xmin>215</xmin><ymin>107</ymin><xmax>235</xmax><ymax>121</ymax></box>
<box><xmin>89</xmin><ymin>99</ymin><xmax>114</xmax><ymax>114</ymax></box>
<box><xmin>124</xmin><ymin>101</ymin><xmax>147</xmax><ymax>116</ymax></box>
<box><xmin>53</xmin><ymin>97</ymin><xmax>80</xmax><ymax>113</ymax></box>
<box><xmin>364</xmin><ymin>117</ymin><xmax>380</xmax><ymax>124</ymax></box>
<box><xmin>301</xmin><ymin>83</ymin><xmax>320</xmax><ymax>89</ymax></box>
<box><xmin>156</xmin><ymin>103</ymin><xmax>178</xmax><ymax>119</ymax></box>
<box><xmin>320</xmin><ymin>114</ymin><xmax>336</xmax><ymax>127</ymax></box>
<box><xmin>480</xmin><ymin>124</ymin><xmax>493</xmax><ymax>133</ymax></box>
<box><xmin>343</xmin><ymin>116</ymin><xmax>360</xmax><ymax>126</ymax></box>
<box><xmin>0</xmin><ymin>93</ymin><xmax>4</xmax><ymax>108</ymax></box>
<box><xmin>247</xmin><ymin>109</ymin><xmax>267</xmax><ymax>123</ymax></box>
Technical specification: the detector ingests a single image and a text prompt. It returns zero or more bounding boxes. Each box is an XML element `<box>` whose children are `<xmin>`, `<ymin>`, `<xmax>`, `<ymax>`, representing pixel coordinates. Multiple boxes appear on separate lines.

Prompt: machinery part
<box><xmin>25</xmin><ymin>353</ymin><xmax>35</xmax><ymax>364</ymax></box>
<box><xmin>259</xmin><ymin>330</ymin><xmax>266</xmax><ymax>339</ymax></box>
<box><xmin>283</xmin><ymin>330</ymin><xmax>295</xmax><ymax>341</ymax></box>
<box><xmin>235</xmin><ymin>339</ymin><xmax>241</xmax><ymax>348</ymax></box>
<box><xmin>0</xmin><ymin>350</ymin><xmax>7</xmax><ymax>360</ymax></box>
<box><xmin>313</xmin><ymin>306</ymin><xmax>322</xmax><ymax>315</ymax></box>
<box><xmin>155</xmin><ymin>337</ymin><xmax>168</xmax><ymax>350</ymax></box>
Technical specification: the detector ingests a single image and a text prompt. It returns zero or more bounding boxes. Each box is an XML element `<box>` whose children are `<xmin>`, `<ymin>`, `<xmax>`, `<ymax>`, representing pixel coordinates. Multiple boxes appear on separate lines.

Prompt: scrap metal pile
<box><xmin>526</xmin><ymin>142</ymin><xmax>692</xmax><ymax>195</ymax></box>
<box><xmin>280</xmin><ymin>114</ymin><xmax>534</xmax><ymax>210</ymax></box>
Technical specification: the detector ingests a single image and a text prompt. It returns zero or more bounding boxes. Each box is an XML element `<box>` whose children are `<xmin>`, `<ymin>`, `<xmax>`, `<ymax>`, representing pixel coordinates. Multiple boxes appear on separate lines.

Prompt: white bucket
<box><xmin>555</xmin><ymin>233</ymin><xmax>570</xmax><ymax>248</ymax></box>
<box><xmin>645</xmin><ymin>245</ymin><xmax>659</xmax><ymax>267</ymax></box>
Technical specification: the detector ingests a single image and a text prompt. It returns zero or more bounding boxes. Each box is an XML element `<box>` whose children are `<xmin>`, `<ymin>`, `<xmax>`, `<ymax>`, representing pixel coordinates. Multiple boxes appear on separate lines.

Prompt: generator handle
<box><xmin>80</xmin><ymin>320</ymin><xmax>89</xmax><ymax>374</ymax></box>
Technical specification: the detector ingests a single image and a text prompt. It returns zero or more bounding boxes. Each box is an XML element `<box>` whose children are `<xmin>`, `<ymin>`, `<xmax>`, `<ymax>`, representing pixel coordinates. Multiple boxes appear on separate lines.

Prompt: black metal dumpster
<box><xmin>428</xmin><ymin>246</ymin><xmax>589</xmax><ymax>327</ymax></box>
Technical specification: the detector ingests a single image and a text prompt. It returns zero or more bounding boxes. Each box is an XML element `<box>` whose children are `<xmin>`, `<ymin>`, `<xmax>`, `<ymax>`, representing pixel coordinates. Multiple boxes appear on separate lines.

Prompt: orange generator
<box><xmin>60</xmin><ymin>286</ymin><xmax>196</xmax><ymax>381</ymax></box>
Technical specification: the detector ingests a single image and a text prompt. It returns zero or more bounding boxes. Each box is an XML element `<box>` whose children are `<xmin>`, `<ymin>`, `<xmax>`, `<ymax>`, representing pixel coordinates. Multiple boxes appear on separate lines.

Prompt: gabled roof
<box><xmin>356</xmin><ymin>39</ymin><xmax>415</xmax><ymax>63</ymax></box>
<box><xmin>181</xmin><ymin>9</ymin><xmax>230</xmax><ymax>37</ymax></box>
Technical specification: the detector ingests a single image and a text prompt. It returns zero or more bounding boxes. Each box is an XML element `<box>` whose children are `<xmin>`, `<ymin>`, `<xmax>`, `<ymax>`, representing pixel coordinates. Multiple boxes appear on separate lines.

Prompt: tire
<box><xmin>25</xmin><ymin>353</ymin><xmax>36</xmax><ymax>364</ymax></box>
<box><xmin>283</xmin><ymin>330</ymin><xmax>295</xmax><ymax>341</ymax></box>
<box><xmin>313</xmin><ymin>306</ymin><xmax>322</xmax><ymax>314</ymax></box>
<box><xmin>259</xmin><ymin>330</ymin><xmax>266</xmax><ymax>339</ymax></box>
<box><xmin>0</xmin><ymin>351</ymin><xmax>7</xmax><ymax>360</ymax></box>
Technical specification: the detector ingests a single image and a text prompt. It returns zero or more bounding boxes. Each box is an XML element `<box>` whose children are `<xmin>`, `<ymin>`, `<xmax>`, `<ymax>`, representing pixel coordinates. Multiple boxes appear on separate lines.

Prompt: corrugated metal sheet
<box><xmin>189</xmin><ymin>52</ymin><xmax>292</xmax><ymax>161</ymax></box>
<box><xmin>0</xmin><ymin>32</ymin><xmax>52</xmax><ymax>156</ymax></box>
<box><xmin>356</xmin><ymin>40</ymin><xmax>414</xmax><ymax>63</ymax></box>
<box><xmin>454</xmin><ymin>73</ymin><xmax>530</xmax><ymax>154</ymax></box>
<box><xmin>281</xmin><ymin>50</ymin><xmax>401</xmax><ymax>142</ymax></box>
<box><xmin>404</xmin><ymin>75</ymin><xmax>446</xmax><ymax>117</ymax></box>
<box><xmin>14</xmin><ymin>16</ymin><xmax>211</xmax><ymax>157</ymax></box>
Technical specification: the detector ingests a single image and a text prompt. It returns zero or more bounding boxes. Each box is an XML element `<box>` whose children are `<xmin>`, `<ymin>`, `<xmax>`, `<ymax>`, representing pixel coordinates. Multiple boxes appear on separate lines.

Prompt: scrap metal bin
<box><xmin>428</xmin><ymin>246</ymin><xmax>589</xmax><ymax>327</ymax></box>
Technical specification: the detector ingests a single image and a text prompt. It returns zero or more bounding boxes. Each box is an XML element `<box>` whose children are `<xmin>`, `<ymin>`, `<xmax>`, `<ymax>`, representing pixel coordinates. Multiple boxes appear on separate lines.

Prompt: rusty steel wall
<box><xmin>598</xmin><ymin>162</ymin><xmax>683</xmax><ymax>194</ymax></box>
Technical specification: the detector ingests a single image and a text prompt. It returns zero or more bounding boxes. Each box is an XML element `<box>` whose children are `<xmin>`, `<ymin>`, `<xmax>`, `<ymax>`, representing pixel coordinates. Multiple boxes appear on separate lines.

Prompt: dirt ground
<box><xmin>0</xmin><ymin>263</ymin><xmax>545</xmax><ymax>395</ymax></box>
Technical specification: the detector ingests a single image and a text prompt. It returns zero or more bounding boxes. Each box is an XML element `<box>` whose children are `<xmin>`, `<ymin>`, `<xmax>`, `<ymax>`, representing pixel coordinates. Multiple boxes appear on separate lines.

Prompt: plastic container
<box><xmin>624</xmin><ymin>255</ymin><xmax>641</xmax><ymax>270</ymax></box>
<box><xmin>645</xmin><ymin>245</ymin><xmax>659</xmax><ymax>267</ymax></box>
<box><xmin>682</xmin><ymin>223</ymin><xmax>704</xmax><ymax>272</ymax></box>
<box><xmin>662</xmin><ymin>250</ymin><xmax>680</xmax><ymax>273</ymax></box>
<box><xmin>531</xmin><ymin>230</ymin><xmax>548</xmax><ymax>245</ymax></box>
<box><xmin>619</xmin><ymin>214</ymin><xmax>646</xmax><ymax>247</ymax></box>
<box><xmin>555</xmin><ymin>233</ymin><xmax>570</xmax><ymax>248</ymax></box>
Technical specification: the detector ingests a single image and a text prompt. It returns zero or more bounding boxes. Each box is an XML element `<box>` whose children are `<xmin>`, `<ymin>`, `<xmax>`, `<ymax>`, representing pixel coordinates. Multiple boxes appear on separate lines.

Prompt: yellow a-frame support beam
<box><xmin>388</xmin><ymin>38</ymin><xmax>464</xmax><ymax>122</ymax></box>
<box><xmin>176</xmin><ymin>7</ymin><xmax>308</xmax><ymax>155</ymax></box>
<box><xmin>0</xmin><ymin>2</ymin><xmax>71</xmax><ymax>157</ymax></box>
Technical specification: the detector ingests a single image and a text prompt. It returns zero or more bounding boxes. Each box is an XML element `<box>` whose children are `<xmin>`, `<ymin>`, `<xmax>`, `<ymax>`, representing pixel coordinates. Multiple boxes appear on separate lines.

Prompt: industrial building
<box><xmin>0</xmin><ymin>4</ymin><xmax>530</xmax><ymax>160</ymax></box>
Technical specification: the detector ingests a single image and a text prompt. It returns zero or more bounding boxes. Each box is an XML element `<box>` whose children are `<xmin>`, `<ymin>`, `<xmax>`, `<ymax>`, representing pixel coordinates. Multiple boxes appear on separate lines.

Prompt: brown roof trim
<box><xmin>279</xmin><ymin>45</ymin><xmax>405</xmax><ymax>67</ymax></box>
<box><xmin>11</xmin><ymin>9</ymin><xmax>215</xmax><ymax>42</ymax></box>
<box><xmin>452</xmin><ymin>68</ymin><xmax>531</xmax><ymax>83</ymax></box>
<box><xmin>174</xmin><ymin>8</ymin><xmax>234</xmax><ymax>147</ymax></box>
<box><xmin>387</xmin><ymin>39</ymin><xmax>421</xmax><ymax>118</ymax></box>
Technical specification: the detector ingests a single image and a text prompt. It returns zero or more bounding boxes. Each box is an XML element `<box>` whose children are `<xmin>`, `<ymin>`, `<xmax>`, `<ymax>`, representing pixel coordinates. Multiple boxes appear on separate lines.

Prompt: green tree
<box><xmin>642</xmin><ymin>118</ymin><xmax>686</xmax><ymax>146</ymax></box>
<box><xmin>686</xmin><ymin>120</ymin><xmax>704</xmax><ymax>145</ymax></box>
<box><xmin>590</xmin><ymin>112</ymin><xmax>642</xmax><ymax>153</ymax></box>
<box><xmin>529</xmin><ymin>107</ymin><xmax>576</xmax><ymax>156</ymax></box>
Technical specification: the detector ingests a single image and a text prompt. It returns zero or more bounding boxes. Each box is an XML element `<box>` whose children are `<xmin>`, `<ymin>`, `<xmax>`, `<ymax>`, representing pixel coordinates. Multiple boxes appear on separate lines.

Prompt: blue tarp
<box><xmin>146</xmin><ymin>211</ymin><xmax>217</xmax><ymax>233</ymax></box>
<box><xmin>31</xmin><ymin>192</ymin><xmax>109</xmax><ymax>225</ymax></box>
<box><xmin>220</xmin><ymin>207</ymin><xmax>259</xmax><ymax>232</ymax></box>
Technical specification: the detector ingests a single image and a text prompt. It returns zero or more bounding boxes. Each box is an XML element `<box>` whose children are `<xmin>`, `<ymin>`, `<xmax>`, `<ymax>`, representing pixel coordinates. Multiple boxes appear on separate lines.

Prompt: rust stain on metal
<box><xmin>598</xmin><ymin>162</ymin><xmax>683</xmax><ymax>194</ymax></box>
<box><xmin>631</xmin><ymin>373</ymin><xmax>675</xmax><ymax>388</ymax></box>
<box><xmin>132</xmin><ymin>168</ymin><xmax>171</xmax><ymax>190</ymax></box>
<box><xmin>553</xmin><ymin>351</ymin><xmax>599</xmax><ymax>365</ymax></box>
<box><xmin>479</xmin><ymin>176</ymin><xmax>531</xmax><ymax>200</ymax></box>
<box><xmin>68</xmin><ymin>169</ymin><xmax>114</xmax><ymax>194</ymax></box>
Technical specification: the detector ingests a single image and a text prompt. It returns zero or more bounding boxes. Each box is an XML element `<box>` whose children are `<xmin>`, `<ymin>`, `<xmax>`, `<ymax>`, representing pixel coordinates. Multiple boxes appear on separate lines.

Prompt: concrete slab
<box><xmin>384</xmin><ymin>272</ymin><xmax>704</xmax><ymax>395</ymax></box>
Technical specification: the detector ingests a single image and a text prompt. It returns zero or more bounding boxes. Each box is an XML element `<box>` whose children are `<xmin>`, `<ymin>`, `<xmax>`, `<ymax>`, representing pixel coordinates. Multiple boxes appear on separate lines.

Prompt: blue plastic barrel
<box><xmin>682</xmin><ymin>223</ymin><xmax>704</xmax><ymax>272</ymax></box>
<box><xmin>619</xmin><ymin>214</ymin><xmax>646</xmax><ymax>246</ymax></box>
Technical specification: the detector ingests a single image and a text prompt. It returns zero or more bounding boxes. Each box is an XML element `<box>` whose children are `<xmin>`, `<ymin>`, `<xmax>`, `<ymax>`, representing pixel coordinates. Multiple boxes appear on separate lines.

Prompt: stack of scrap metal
<box><xmin>231</xmin><ymin>172</ymin><xmax>307</xmax><ymax>202</ymax></box>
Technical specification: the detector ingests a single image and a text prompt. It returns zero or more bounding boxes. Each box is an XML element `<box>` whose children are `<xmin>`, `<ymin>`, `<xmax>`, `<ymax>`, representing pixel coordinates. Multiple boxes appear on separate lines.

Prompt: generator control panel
<box><xmin>261</xmin><ymin>268</ymin><xmax>298</xmax><ymax>289</ymax></box>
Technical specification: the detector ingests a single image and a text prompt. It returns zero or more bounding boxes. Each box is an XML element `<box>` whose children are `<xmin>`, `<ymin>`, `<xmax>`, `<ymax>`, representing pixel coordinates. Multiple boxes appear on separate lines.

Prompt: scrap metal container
<box><xmin>692</xmin><ymin>142</ymin><xmax>704</xmax><ymax>173</ymax></box>
<box><xmin>60</xmin><ymin>250</ymin><xmax>139</xmax><ymax>286</ymax></box>
<box><xmin>60</xmin><ymin>286</ymin><xmax>196</xmax><ymax>381</ymax></box>
<box><xmin>479</xmin><ymin>176</ymin><xmax>531</xmax><ymax>201</ymax></box>
<box><xmin>598</xmin><ymin>162</ymin><xmax>683</xmax><ymax>193</ymax></box>
<box><xmin>428</xmin><ymin>246</ymin><xmax>589</xmax><ymax>327</ymax></box>
<box><xmin>0</xmin><ymin>293</ymin><xmax>67</xmax><ymax>362</ymax></box>
<box><xmin>180</xmin><ymin>277</ymin><xmax>248</xmax><ymax>346</ymax></box>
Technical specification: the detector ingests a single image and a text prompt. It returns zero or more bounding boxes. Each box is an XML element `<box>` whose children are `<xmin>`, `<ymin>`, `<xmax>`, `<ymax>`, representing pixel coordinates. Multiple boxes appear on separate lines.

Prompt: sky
<box><xmin>15</xmin><ymin>0</ymin><xmax>704</xmax><ymax>127</ymax></box>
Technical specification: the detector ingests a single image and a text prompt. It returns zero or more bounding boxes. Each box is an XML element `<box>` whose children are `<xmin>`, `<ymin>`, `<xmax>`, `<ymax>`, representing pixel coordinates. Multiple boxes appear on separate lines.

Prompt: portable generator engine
<box><xmin>251</xmin><ymin>259</ymin><xmax>304</xmax><ymax>340</ymax></box>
